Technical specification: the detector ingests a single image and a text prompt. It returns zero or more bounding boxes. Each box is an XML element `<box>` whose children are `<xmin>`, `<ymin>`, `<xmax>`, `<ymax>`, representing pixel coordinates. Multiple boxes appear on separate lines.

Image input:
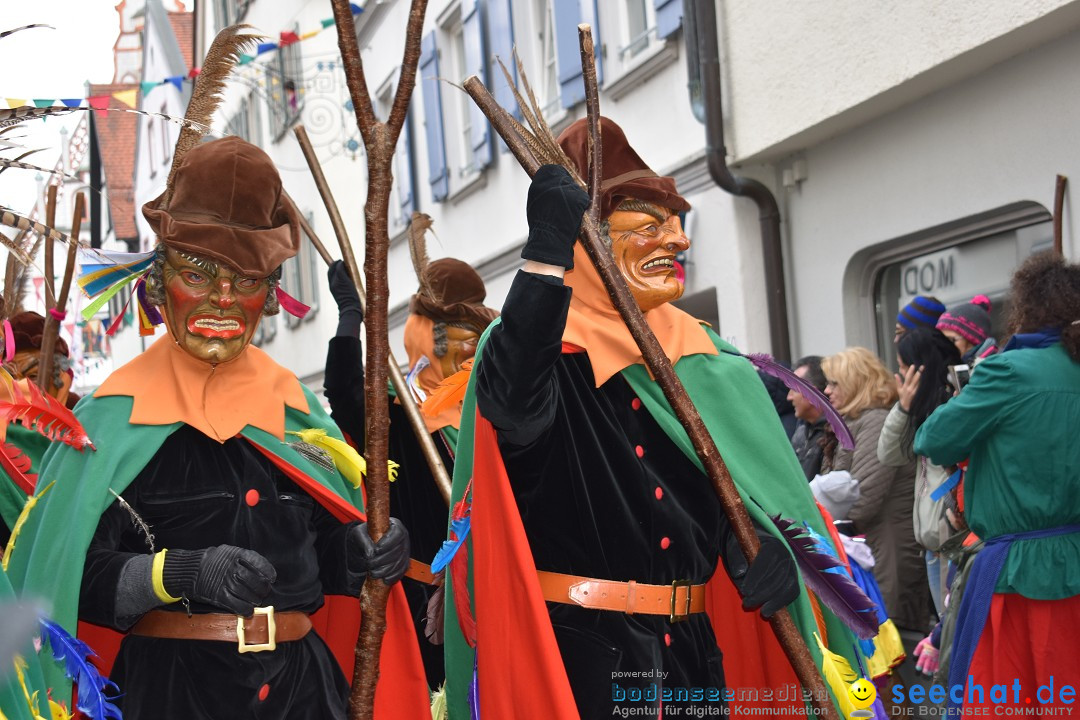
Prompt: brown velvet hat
<box><xmin>409</xmin><ymin>258</ymin><xmax>499</xmax><ymax>332</ymax></box>
<box><xmin>557</xmin><ymin>117</ymin><xmax>690</xmax><ymax>220</ymax></box>
<box><xmin>142</xmin><ymin>136</ymin><xmax>299</xmax><ymax>278</ymax></box>
<box><xmin>8</xmin><ymin>311</ymin><xmax>69</xmax><ymax>357</ymax></box>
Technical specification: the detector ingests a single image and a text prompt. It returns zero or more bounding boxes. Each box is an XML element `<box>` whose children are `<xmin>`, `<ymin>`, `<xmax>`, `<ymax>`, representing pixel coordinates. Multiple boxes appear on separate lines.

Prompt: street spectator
<box><xmin>760</xmin><ymin>369</ymin><xmax>798</xmax><ymax>438</ymax></box>
<box><xmin>915</xmin><ymin>252</ymin><xmax>1080</xmax><ymax>705</ymax></box>
<box><xmin>788</xmin><ymin>355</ymin><xmax>829</xmax><ymax>480</ymax></box>
<box><xmin>876</xmin><ymin>327</ymin><xmax>962</xmax><ymax>615</ymax></box>
<box><xmin>936</xmin><ymin>295</ymin><xmax>998</xmax><ymax>363</ymax></box>
<box><xmin>821</xmin><ymin>347</ymin><xmax>931</xmax><ymax>634</ymax></box>
<box><xmin>895</xmin><ymin>295</ymin><xmax>946</xmax><ymax>344</ymax></box>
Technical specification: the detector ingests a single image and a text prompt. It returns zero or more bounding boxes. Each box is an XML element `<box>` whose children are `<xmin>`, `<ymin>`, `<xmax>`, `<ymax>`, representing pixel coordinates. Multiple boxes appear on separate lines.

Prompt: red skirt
<box><xmin>964</xmin><ymin>593</ymin><xmax>1080</xmax><ymax>709</ymax></box>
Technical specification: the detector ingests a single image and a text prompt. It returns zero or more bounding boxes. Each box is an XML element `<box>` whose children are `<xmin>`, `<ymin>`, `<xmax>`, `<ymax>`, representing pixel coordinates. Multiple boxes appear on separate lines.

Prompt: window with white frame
<box><xmin>281</xmin><ymin>212</ymin><xmax>321</xmax><ymax>329</ymax></box>
<box><xmin>537</xmin><ymin>0</ymin><xmax>560</xmax><ymax>117</ymax></box>
<box><xmin>448</xmin><ymin>22</ymin><xmax>475</xmax><ymax>176</ymax></box>
<box><xmin>621</xmin><ymin>0</ymin><xmax>654</xmax><ymax>60</ymax></box>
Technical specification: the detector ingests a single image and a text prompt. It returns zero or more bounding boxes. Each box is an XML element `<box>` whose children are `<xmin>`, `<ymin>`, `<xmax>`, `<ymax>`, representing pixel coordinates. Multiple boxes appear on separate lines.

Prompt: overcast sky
<box><xmin>1</xmin><ymin>2</ymin><xmax>119</xmax><ymax>218</ymax></box>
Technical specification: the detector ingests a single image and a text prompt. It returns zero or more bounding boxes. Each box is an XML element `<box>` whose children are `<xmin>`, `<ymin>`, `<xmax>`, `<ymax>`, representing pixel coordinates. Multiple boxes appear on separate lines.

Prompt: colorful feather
<box><xmin>288</xmin><ymin>427</ymin><xmax>367</xmax><ymax>488</ymax></box>
<box><xmin>0</xmin><ymin>106</ymin><xmax>79</xmax><ymax>129</ymax></box>
<box><xmin>430</xmin><ymin>682</ymin><xmax>448</xmax><ymax>720</ymax></box>
<box><xmin>425</xmin><ymin>574</ymin><xmax>446</xmax><ymax>644</ymax></box>
<box><xmin>13</xmin><ymin>655</ymin><xmax>48</xmax><ymax>720</ymax></box>
<box><xmin>812</xmin><ymin>632</ymin><xmax>859</xmax><ymax>719</ymax></box>
<box><xmin>0</xmin><ymin>441</ymin><xmax>37</xmax><ymax>494</ymax></box>
<box><xmin>468</xmin><ymin>652</ymin><xmax>480</xmax><ymax>720</ymax></box>
<box><xmin>3</xmin><ymin>481</ymin><xmax>54</xmax><ymax>571</ymax></box>
<box><xmin>108</xmin><ymin>488</ymin><xmax>155</xmax><ymax>553</ymax></box>
<box><xmin>0</xmin><ymin>379</ymin><xmax>95</xmax><ymax>451</ymax></box>
<box><xmin>0</xmin><ymin>208</ymin><xmax>72</xmax><ymax>254</ymax></box>
<box><xmin>430</xmin><ymin>516</ymin><xmax>471</xmax><ymax>574</ymax></box>
<box><xmin>0</xmin><ymin>156</ymin><xmax>81</xmax><ymax>181</ymax></box>
<box><xmin>771</xmin><ymin>515</ymin><xmax>879</xmax><ymax>640</ymax></box>
<box><xmin>422</xmin><ymin>359</ymin><xmax>473</xmax><ymax>420</ymax></box>
<box><xmin>740</xmin><ymin>351</ymin><xmax>854</xmax><ymax>450</ymax></box>
<box><xmin>38</xmin><ymin>617</ymin><xmax>122</xmax><ymax>720</ymax></box>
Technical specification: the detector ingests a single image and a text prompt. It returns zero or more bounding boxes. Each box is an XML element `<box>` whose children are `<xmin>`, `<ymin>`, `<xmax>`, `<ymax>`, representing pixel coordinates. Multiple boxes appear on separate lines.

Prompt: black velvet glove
<box><xmin>163</xmin><ymin>545</ymin><xmax>277</xmax><ymax>616</ymax></box>
<box><xmin>721</xmin><ymin>525</ymin><xmax>800</xmax><ymax>619</ymax></box>
<box><xmin>347</xmin><ymin>518</ymin><xmax>410</xmax><ymax>586</ymax></box>
<box><xmin>328</xmin><ymin>259</ymin><xmax>363</xmax><ymax>338</ymax></box>
<box><xmin>523</xmin><ymin>164</ymin><xmax>589</xmax><ymax>270</ymax></box>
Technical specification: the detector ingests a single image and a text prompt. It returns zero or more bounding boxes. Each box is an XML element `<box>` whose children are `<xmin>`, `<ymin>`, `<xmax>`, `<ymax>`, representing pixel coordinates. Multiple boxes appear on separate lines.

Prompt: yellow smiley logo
<box><xmin>847</xmin><ymin>678</ymin><xmax>877</xmax><ymax>711</ymax></box>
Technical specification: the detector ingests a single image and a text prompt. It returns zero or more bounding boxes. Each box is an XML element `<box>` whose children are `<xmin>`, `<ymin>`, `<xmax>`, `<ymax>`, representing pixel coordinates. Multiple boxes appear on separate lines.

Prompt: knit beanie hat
<box><xmin>897</xmin><ymin>295</ymin><xmax>946</xmax><ymax>331</ymax></box>
<box><xmin>937</xmin><ymin>295</ymin><xmax>993</xmax><ymax>346</ymax></box>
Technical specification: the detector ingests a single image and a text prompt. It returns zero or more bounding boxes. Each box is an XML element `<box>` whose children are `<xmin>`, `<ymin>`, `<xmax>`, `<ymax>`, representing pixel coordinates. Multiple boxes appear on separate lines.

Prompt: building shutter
<box><xmin>462</xmin><ymin>0</ymin><xmax>491</xmax><ymax>169</ymax></box>
<box><xmin>655</xmin><ymin>0</ymin><xmax>683</xmax><ymax>39</ymax></box>
<box><xmin>555</xmin><ymin>0</ymin><xmax>602</xmax><ymax>109</ymax></box>
<box><xmin>420</xmin><ymin>31</ymin><xmax>449</xmax><ymax>202</ymax></box>
<box><xmin>486</xmin><ymin>0</ymin><xmax>518</xmax><ymax>125</ymax></box>
<box><xmin>396</xmin><ymin>110</ymin><xmax>416</xmax><ymax>218</ymax></box>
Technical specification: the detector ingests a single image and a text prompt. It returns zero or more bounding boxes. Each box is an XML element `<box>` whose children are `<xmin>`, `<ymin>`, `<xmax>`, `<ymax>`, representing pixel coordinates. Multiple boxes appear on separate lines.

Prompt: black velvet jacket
<box><xmin>324</xmin><ymin>335</ymin><xmax>450</xmax><ymax>689</ymax></box>
<box><xmin>80</xmin><ymin>425</ymin><xmax>359</xmax><ymax>720</ymax></box>
<box><xmin>476</xmin><ymin>271</ymin><xmax>733</xmax><ymax>715</ymax></box>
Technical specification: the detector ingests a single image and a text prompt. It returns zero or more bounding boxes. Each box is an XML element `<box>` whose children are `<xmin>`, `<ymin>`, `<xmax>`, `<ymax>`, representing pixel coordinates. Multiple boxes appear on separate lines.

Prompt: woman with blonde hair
<box><xmin>821</xmin><ymin>347</ymin><xmax>931</xmax><ymax>634</ymax></box>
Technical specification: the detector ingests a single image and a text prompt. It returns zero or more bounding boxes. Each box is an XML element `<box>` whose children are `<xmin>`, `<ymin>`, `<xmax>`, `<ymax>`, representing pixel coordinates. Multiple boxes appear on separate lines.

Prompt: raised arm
<box><xmin>323</xmin><ymin>259</ymin><xmax>366</xmax><ymax>447</ymax></box>
<box><xmin>476</xmin><ymin>166</ymin><xmax>588</xmax><ymax>447</ymax></box>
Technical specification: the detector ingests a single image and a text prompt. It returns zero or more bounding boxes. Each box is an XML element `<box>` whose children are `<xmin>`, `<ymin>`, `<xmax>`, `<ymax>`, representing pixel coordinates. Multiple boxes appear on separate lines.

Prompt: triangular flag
<box><xmin>350</xmin><ymin>3</ymin><xmax>363</xmax><ymax>14</ymax></box>
<box><xmin>279</xmin><ymin>30</ymin><xmax>299</xmax><ymax>46</ymax></box>
<box><xmin>140</xmin><ymin>81</ymin><xmax>159</xmax><ymax>95</ymax></box>
<box><xmin>112</xmin><ymin>89</ymin><xmax>137</xmax><ymax>108</ymax></box>
<box><xmin>87</xmin><ymin>95</ymin><xmax>110</xmax><ymax>116</ymax></box>
<box><xmin>6</xmin><ymin>99</ymin><xmax>27</xmax><ymax>109</ymax></box>
<box><xmin>33</xmin><ymin>99</ymin><xmax>54</xmax><ymax>108</ymax></box>
<box><xmin>188</xmin><ymin>67</ymin><xmax>201</xmax><ymax>78</ymax></box>
<box><xmin>256</xmin><ymin>41</ymin><xmax>278</xmax><ymax>55</ymax></box>
<box><xmin>166</xmin><ymin>76</ymin><xmax>184</xmax><ymax>91</ymax></box>
<box><xmin>301</xmin><ymin>29</ymin><xmax>320</xmax><ymax>40</ymax></box>
<box><xmin>61</xmin><ymin>98</ymin><xmax>83</xmax><ymax>108</ymax></box>
<box><xmin>239</xmin><ymin>54</ymin><xmax>254</xmax><ymax>65</ymax></box>
<box><xmin>320</xmin><ymin>17</ymin><xmax>336</xmax><ymax>28</ymax></box>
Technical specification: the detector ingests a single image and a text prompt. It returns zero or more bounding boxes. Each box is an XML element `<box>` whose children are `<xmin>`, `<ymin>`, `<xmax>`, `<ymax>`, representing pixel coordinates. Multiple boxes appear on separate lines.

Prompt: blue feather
<box><xmin>39</xmin><ymin>616</ymin><xmax>123</xmax><ymax>720</ymax></box>
<box><xmin>431</xmin><ymin>516</ymin><xmax>470</xmax><ymax>573</ymax></box>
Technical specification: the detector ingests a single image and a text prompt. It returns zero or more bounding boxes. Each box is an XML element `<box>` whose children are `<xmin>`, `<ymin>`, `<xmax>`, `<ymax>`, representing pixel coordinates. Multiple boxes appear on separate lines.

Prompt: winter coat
<box><xmin>825</xmin><ymin>406</ymin><xmax>931</xmax><ymax>631</ymax></box>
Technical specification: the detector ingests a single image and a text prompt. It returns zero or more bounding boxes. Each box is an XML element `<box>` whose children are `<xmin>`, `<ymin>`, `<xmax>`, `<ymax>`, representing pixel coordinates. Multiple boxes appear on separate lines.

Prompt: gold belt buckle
<box><xmin>669</xmin><ymin>580</ymin><xmax>692</xmax><ymax>623</ymax></box>
<box><xmin>237</xmin><ymin>606</ymin><xmax>277</xmax><ymax>653</ymax></box>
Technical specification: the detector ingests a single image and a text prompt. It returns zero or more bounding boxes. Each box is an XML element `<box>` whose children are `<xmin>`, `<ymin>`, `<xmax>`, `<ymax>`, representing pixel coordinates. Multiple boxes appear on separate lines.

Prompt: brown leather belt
<box><xmin>404</xmin><ymin>559</ymin><xmax>439</xmax><ymax>585</ymax></box>
<box><xmin>131</xmin><ymin>606</ymin><xmax>310</xmax><ymax>653</ymax></box>
<box><xmin>536</xmin><ymin>571</ymin><xmax>707</xmax><ymax>623</ymax></box>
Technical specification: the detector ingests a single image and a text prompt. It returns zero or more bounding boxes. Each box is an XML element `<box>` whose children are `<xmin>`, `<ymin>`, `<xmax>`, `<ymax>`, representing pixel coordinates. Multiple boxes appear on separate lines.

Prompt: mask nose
<box><xmin>211</xmin><ymin>278</ymin><xmax>236</xmax><ymax>309</ymax></box>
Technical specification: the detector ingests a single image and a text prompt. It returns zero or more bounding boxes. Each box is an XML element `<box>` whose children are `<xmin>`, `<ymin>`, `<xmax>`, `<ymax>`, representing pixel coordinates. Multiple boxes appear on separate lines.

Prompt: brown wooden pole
<box><xmin>44</xmin><ymin>184</ymin><xmax>58</xmax><ymax>309</ymax></box>
<box><xmin>463</xmin><ymin>25</ymin><xmax>837</xmax><ymax>718</ymax></box>
<box><xmin>37</xmin><ymin>192</ymin><xmax>83</xmax><ymax>393</ymax></box>
<box><xmin>290</xmin><ymin>128</ymin><xmax>451</xmax><ymax>507</ymax></box>
<box><xmin>1054</xmin><ymin>174</ymin><xmax>1067</xmax><ymax>256</ymax></box>
<box><xmin>331</xmin><ymin>0</ymin><xmax>430</xmax><ymax>717</ymax></box>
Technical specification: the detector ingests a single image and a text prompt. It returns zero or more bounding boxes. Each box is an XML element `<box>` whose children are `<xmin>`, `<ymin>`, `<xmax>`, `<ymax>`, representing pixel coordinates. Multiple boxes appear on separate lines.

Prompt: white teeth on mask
<box><xmin>193</xmin><ymin>318</ymin><xmax>241</xmax><ymax>331</ymax></box>
<box><xmin>642</xmin><ymin>258</ymin><xmax>674</xmax><ymax>270</ymax></box>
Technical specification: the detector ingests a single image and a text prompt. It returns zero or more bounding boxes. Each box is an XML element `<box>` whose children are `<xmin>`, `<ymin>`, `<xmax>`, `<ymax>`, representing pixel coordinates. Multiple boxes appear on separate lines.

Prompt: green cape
<box><xmin>443</xmin><ymin>321</ymin><xmax>862</xmax><ymax>718</ymax></box>
<box><xmin>0</xmin><ymin>424</ymin><xmax>52</xmax><ymax>533</ymax></box>
<box><xmin>4</xmin><ymin>387</ymin><xmax>365</xmax><ymax>702</ymax></box>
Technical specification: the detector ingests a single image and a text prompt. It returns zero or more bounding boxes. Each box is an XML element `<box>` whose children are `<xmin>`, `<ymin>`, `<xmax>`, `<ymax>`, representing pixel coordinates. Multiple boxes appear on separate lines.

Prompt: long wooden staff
<box><xmin>291</xmin><ymin>126</ymin><xmax>452</xmax><ymax>506</ymax></box>
<box><xmin>43</xmin><ymin>184</ymin><xmax>58</xmax><ymax>309</ymax></box>
<box><xmin>463</xmin><ymin>26</ymin><xmax>837</xmax><ymax>720</ymax></box>
<box><xmin>1053</xmin><ymin>174</ymin><xmax>1067</xmax><ymax>256</ymax></box>
<box><xmin>330</xmin><ymin>0</ymin><xmax>430</xmax><ymax>717</ymax></box>
<box><xmin>37</xmin><ymin>192</ymin><xmax>83</xmax><ymax>392</ymax></box>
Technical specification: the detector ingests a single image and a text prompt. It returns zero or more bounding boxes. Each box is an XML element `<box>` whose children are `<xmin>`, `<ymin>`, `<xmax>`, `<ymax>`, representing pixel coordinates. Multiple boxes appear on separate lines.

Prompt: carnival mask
<box><xmin>608</xmin><ymin>207</ymin><xmax>689</xmax><ymax>312</ymax></box>
<box><xmin>160</xmin><ymin>248</ymin><xmax>267</xmax><ymax>364</ymax></box>
<box><xmin>8</xmin><ymin>350</ymin><xmax>73</xmax><ymax>405</ymax></box>
<box><xmin>436</xmin><ymin>324</ymin><xmax>480</xmax><ymax>377</ymax></box>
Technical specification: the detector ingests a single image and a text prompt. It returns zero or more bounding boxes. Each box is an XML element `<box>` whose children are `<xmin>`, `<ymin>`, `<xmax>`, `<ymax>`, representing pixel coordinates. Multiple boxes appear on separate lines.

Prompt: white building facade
<box><xmin>185</xmin><ymin>0</ymin><xmax>1079</xmax><ymax>386</ymax></box>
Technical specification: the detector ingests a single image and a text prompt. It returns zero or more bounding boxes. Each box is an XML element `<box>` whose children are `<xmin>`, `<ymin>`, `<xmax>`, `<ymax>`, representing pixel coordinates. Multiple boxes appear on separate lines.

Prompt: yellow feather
<box><xmin>289</xmin><ymin>428</ymin><xmax>367</xmax><ymax>489</ymax></box>
<box><xmin>430</xmin><ymin>682</ymin><xmax>448</xmax><ymax>720</ymax></box>
<box><xmin>2</xmin><ymin>481</ymin><xmax>54</xmax><ymax>571</ymax></box>
<box><xmin>48</xmin><ymin>700</ymin><xmax>71</xmax><ymax>720</ymax></box>
<box><xmin>813</xmin><ymin>633</ymin><xmax>858</xmax><ymax>718</ymax></box>
<box><xmin>388</xmin><ymin>459</ymin><xmax>399</xmax><ymax>483</ymax></box>
<box><xmin>14</xmin><ymin>656</ymin><xmax>49</xmax><ymax>720</ymax></box>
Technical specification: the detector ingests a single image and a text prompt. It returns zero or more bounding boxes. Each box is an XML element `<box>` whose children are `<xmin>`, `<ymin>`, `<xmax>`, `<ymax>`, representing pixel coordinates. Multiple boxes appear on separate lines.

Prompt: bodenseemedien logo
<box><xmin>848</xmin><ymin>678</ymin><xmax>877</xmax><ymax>719</ymax></box>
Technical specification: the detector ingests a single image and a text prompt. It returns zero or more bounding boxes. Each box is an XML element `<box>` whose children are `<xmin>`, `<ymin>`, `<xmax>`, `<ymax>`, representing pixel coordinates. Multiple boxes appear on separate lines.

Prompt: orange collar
<box><xmin>95</xmin><ymin>335</ymin><xmax>310</xmax><ymax>442</ymax></box>
<box><xmin>562</xmin><ymin>242</ymin><xmax>717</xmax><ymax>386</ymax></box>
<box><xmin>403</xmin><ymin>314</ymin><xmax>461</xmax><ymax>432</ymax></box>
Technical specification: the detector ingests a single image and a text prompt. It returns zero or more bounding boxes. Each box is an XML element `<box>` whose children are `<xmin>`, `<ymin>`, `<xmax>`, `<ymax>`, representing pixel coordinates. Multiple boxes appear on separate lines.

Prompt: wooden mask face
<box><xmin>607</xmin><ymin>208</ymin><xmax>689</xmax><ymax>312</ymax></box>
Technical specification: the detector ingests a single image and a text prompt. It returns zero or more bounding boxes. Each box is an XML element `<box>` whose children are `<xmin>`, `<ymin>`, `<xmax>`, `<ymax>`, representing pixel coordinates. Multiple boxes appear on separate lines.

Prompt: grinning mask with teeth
<box><xmin>160</xmin><ymin>247</ymin><xmax>269</xmax><ymax>364</ymax></box>
<box><xmin>607</xmin><ymin>202</ymin><xmax>690</xmax><ymax>312</ymax></box>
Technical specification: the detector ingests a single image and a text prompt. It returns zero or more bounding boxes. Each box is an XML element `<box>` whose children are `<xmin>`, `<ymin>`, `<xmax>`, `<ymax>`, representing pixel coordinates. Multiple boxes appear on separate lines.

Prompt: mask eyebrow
<box><xmin>616</xmin><ymin>199</ymin><xmax>669</xmax><ymax>225</ymax></box>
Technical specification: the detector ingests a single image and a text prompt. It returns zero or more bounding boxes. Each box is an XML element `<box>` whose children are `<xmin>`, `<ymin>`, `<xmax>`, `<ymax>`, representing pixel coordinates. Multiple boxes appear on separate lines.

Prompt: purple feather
<box><xmin>39</xmin><ymin>616</ymin><xmax>123</xmax><ymax>719</ymax></box>
<box><xmin>746</xmin><ymin>352</ymin><xmax>854</xmax><ymax>450</ymax></box>
<box><xmin>770</xmin><ymin>515</ymin><xmax>879</xmax><ymax>640</ymax></box>
<box><xmin>469</xmin><ymin>652</ymin><xmax>481</xmax><ymax>719</ymax></box>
